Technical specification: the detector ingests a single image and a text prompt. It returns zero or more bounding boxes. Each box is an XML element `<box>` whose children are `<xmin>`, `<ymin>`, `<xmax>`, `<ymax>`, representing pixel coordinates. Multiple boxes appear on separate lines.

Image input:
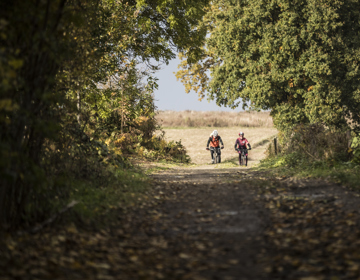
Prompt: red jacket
<box><xmin>235</xmin><ymin>137</ymin><xmax>249</xmax><ymax>149</ymax></box>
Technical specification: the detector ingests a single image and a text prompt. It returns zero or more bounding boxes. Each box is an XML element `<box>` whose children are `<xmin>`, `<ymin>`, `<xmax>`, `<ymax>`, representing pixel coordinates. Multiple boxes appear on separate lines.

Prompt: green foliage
<box><xmin>177</xmin><ymin>0</ymin><xmax>360</xmax><ymax>131</ymax></box>
<box><xmin>112</xmin><ymin>132</ymin><xmax>190</xmax><ymax>162</ymax></box>
<box><xmin>350</xmin><ymin>134</ymin><xmax>360</xmax><ymax>164</ymax></box>
<box><xmin>275</xmin><ymin>124</ymin><xmax>350</xmax><ymax>162</ymax></box>
<box><xmin>0</xmin><ymin>0</ymin><xmax>207</xmax><ymax>229</ymax></box>
<box><xmin>0</xmin><ymin>0</ymin><xmax>86</xmax><ymax>229</ymax></box>
<box><xmin>260</xmin><ymin>154</ymin><xmax>360</xmax><ymax>190</ymax></box>
<box><xmin>260</xmin><ymin>123</ymin><xmax>360</xmax><ymax>188</ymax></box>
<box><xmin>69</xmin><ymin>168</ymin><xmax>150</xmax><ymax>221</ymax></box>
<box><xmin>265</xmin><ymin>124</ymin><xmax>351</xmax><ymax>170</ymax></box>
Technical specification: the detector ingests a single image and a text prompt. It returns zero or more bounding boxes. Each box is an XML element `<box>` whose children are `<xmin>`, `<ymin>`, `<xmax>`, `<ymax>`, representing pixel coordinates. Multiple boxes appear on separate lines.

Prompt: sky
<box><xmin>153</xmin><ymin>57</ymin><xmax>243</xmax><ymax>112</ymax></box>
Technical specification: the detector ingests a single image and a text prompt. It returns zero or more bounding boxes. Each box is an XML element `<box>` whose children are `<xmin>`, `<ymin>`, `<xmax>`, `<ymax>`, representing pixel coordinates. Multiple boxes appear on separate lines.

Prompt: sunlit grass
<box><xmin>67</xmin><ymin>168</ymin><xmax>151</xmax><ymax>222</ymax></box>
<box><xmin>257</xmin><ymin>155</ymin><xmax>360</xmax><ymax>189</ymax></box>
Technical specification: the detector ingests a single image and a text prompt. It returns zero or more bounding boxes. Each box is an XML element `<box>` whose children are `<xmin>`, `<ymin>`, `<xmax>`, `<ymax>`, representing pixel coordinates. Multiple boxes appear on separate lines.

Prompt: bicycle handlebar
<box><xmin>208</xmin><ymin>147</ymin><xmax>222</xmax><ymax>150</ymax></box>
<box><xmin>236</xmin><ymin>148</ymin><xmax>250</xmax><ymax>152</ymax></box>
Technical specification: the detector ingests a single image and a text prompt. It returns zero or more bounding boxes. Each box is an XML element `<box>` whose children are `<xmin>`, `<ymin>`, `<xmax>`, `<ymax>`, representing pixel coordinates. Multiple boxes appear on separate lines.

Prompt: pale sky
<box><xmin>153</xmin><ymin>57</ymin><xmax>242</xmax><ymax>112</ymax></box>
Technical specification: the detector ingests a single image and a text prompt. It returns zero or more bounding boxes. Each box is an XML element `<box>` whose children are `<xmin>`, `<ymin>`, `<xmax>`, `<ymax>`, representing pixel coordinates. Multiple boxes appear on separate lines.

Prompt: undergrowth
<box><xmin>64</xmin><ymin>167</ymin><xmax>150</xmax><ymax>227</ymax></box>
<box><xmin>42</xmin><ymin>129</ymin><xmax>189</xmax><ymax>229</ymax></box>
<box><xmin>71</xmin><ymin>169</ymin><xmax>148</xmax><ymax>214</ymax></box>
<box><xmin>259</xmin><ymin>155</ymin><xmax>360</xmax><ymax>189</ymax></box>
<box><xmin>259</xmin><ymin>124</ymin><xmax>360</xmax><ymax>189</ymax></box>
<box><xmin>6</xmin><ymin>119</ymin><xmax>190</xmax><ymax>231</ymax></box>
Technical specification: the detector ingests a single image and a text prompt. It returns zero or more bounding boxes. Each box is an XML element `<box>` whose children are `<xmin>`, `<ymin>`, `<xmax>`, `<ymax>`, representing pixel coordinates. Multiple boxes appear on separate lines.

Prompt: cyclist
<box><xmin>234</xmin><ymin>132</ymin><xmax>251</xmax><ymax>166</ymax></box>
<box><xmin>206</xmin><ymin>130</ymin><xmax>224</xmax><ymax>164</ymax></box>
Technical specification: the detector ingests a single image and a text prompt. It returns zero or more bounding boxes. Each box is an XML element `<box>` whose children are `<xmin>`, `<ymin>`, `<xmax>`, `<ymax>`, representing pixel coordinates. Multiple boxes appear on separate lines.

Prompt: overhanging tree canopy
<box><xmin>177</xmin><ymin>0</ymin><xmax>360</xmax><ymax>130</ymax></box>
<box><xmin>0</xmin><ymin>0</ymin><xmax>210</xmax><ymax>228</ymax></box>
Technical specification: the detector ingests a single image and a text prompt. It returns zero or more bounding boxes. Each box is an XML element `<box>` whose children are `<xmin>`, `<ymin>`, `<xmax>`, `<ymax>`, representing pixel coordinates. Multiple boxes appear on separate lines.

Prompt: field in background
<box><xmin>162</xmin><ymin>127</ymin><xmax>278</xmax><ymax>165</ymax></box>
<box><xmin>157</xmin><ymin>110</ymin><xmax>273</xmax><ymax>128</ymax></box>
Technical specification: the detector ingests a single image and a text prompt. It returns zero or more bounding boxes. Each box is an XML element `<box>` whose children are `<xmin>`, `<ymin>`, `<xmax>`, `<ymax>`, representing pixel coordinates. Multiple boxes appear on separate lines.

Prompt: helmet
<box><xmin>213</xmin><ymin>130</ymin><xmax>218</xmax><ymax>137</ymax></box>
<box><xmin>239</xmin><ymin>132</ymin><xmax>244</xmax><ymax>136</ymax></box>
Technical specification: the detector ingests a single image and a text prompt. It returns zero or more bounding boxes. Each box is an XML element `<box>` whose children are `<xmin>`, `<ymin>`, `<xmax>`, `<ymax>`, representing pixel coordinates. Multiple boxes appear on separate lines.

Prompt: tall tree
<box><xmin>0</xmin><ymin>0</ymin><xmax>210</xmax><ymax>228</ymax></box>
<box><xmin>177</xmin><ymin>0</ymin><xmax>360</xmax><ymax>131</ymax></box>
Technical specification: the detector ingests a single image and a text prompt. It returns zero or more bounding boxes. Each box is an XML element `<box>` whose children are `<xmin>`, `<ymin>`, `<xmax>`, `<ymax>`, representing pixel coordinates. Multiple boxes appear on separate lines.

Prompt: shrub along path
<box><xmin>1</xmin><ymin>166</ymin><xmax>360</xmax><ymax>279</ymax></box>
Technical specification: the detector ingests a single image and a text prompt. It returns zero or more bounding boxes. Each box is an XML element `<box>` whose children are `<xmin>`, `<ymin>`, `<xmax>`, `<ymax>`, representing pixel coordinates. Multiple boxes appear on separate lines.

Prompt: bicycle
<box><xmin>236</xmin><ymin>147</ymin><xmax>251</xmax><ymax>166</ymax></box>
<box><xmin>206</xmin><ymin>146</ymin><xmax>224</xmax><ymax>164</ymax></box>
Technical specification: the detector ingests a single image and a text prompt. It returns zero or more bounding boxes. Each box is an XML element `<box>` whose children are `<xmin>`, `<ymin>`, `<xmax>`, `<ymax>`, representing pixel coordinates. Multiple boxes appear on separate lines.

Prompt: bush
<box><xmin>108</xmin><ymin>126</ymin><xmax>190</xmax><ymax>163</ymax></box>
<box><xmin>136</xmin><ymin>135</ymin><xmax>190</xmax><ymax>163</ymax></box>
<box><xmin>272</xmin><ymin>124</ymin><xmax>350</xmax><ymax>163</ymax></box>
<box><xmin>350</xmin><ymin>134</ymin><xmax>360</xmax><ymax>164</ymax></box>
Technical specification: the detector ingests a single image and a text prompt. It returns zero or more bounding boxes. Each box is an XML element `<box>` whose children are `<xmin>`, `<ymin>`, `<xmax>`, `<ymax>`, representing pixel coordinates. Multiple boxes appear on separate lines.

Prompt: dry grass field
<box><xmin>157</xmin><ymin>110</ymin><xmax>273</xmax><ymax>128</ymax></box>
<box><xmin>162</xmin><ymin>127</ymin><xmax>278</xmax><ymax>166</ymax></box>
<box><xmin>158</xmin><ymin>111</ymin><xmax>277</xmax><ymax>166</ymax></box>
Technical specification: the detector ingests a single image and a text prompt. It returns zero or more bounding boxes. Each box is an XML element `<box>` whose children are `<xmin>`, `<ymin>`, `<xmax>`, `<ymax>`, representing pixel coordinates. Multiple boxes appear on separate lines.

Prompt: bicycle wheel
<box><xmin>240</xmin><ymin>153</ymin><xmax>244</xmax><ymax>166</ymax></box>
<box><xmin>215</xmin><ymin>154</ymin><xmax>219</xmax><ymax>164</ymax></box>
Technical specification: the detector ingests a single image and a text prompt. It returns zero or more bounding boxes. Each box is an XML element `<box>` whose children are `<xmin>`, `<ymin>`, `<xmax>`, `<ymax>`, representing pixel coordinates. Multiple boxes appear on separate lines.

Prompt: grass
<box><xmin>157</xmin><ymin>110</ymin><xmax>273</xmax><ymax>128</ymax></box>
<box><xmin>215</xmin><ymin>158</ymin><xmax>240</xmax><ymax>169</ymax></box>
<box><xmin>60</xmin><ymin>167</ymin><xmax>151</xmax><ymax>225</ymax></box>
<box><xmin>41</xmin><ymin>158</ymin><xmax>195</xmax><ymax>229</ymax></box>
<box><xmin>141</xmin><ymin>161</ymin><xmax>197</xmax><ymax>175</ymax></box>
<box><xmin>142</xmin><ymin>164</ymin><xmax>173</xmax><ymax>175</ymax></box>
<box><xmin>255</xmin><ymin>124</ymin><xmax>360</xmax><ymax>188</ymax></box>
<box><xmin>257</xmin><ymin>154</ymin><xmax>360</xmax><ymax>189</ymax></box>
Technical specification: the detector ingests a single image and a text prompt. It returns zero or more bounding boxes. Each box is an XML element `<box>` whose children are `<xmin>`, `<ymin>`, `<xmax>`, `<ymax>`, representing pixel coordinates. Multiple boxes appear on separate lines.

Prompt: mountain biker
<box><xmin>206</xmin><ymin>130</ymin><xmax>224</xmax><ymax>164</ymax></box>
<box><xmin>234</xmin><ymin>132</ymin><xmax>251</xmax><ymax>166</ymax></box>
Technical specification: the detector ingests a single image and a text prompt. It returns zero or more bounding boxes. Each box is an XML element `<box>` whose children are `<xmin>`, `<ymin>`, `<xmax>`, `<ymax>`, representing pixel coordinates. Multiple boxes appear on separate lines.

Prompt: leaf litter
<box><xmin>1</xmin><ymin>168</ymin><xmax>360</xmax><ymax>279</ymax></box>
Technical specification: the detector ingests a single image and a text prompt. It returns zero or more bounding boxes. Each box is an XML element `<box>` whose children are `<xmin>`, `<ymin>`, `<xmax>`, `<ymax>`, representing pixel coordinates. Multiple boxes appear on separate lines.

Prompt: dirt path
<box><xmin>148</xmin><ymin>167</ymin><xmax>360</xmax><ymax>279</ymax></box>
<box><xmin>147</xmin><ymin>167</ymin><xmax>269</xmax><ymax>280</ymax></box>
<box><xmin>1</xmin><ymin>166</ymin><xmax>360</xmax><ymax>280</ymax></box>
